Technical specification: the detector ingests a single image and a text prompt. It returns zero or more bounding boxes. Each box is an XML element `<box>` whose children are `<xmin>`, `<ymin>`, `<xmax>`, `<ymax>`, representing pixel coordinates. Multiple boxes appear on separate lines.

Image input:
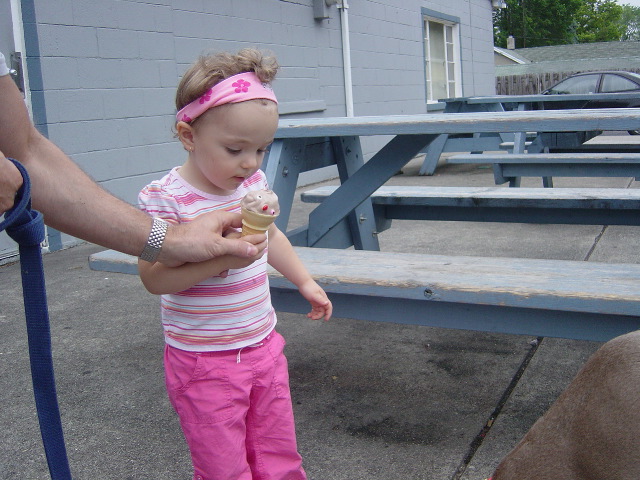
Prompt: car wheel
<box><xmin>629</xmin><ymin>130</ymin><xmax>640</xmax><ymax>135</ymax></box>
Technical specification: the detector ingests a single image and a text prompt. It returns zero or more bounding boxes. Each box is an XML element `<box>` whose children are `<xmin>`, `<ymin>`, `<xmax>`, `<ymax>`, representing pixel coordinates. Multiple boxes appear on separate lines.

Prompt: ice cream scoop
<box><xmin>240</xmin><ymin>189</ymin><xmax>279</xmax><ymax>236</ymax></box>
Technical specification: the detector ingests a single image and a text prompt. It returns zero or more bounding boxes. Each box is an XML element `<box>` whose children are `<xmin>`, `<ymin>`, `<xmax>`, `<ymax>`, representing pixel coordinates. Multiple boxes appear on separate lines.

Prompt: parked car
<box><xmin>542</xmin><ymin>71</ymin><xmax>640</xmax><ymax>134</ymax></box>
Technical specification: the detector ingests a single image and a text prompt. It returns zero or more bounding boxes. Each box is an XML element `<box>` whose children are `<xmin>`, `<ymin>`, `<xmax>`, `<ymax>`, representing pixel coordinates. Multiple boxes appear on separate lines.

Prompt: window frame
<box><xmin>422</xmin><ymin>8</ymin><xmax>462</xmax><ymax>104</ymax></box>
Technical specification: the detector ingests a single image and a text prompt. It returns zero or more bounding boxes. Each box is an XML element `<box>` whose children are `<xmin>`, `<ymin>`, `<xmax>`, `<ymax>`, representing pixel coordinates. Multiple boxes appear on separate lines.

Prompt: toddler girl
<box><xmin>138</xmin><ymin>48</ymin><xmax>332</xmax><ymax>480</ymax></box>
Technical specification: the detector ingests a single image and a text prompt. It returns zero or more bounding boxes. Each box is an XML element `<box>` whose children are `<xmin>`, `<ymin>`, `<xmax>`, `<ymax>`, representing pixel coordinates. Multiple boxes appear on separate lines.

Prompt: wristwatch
<box><xmin>139</xmin><ymin>217</ymin><xmax>168</xmax><ymax>263</ymax></box>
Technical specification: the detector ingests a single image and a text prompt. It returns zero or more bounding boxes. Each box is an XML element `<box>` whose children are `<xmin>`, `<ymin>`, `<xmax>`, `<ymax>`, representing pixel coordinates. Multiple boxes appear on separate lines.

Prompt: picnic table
<box><xmin>419</xmin><ymin>92</ymin><xmax>640</xmax><ymax>175</ymax></box>
<box><xmin>257</xmin><ymin>107</ymin><xmax>640</xmax><ymax>341</ymax></box>
<box><xmin>266</xmin><ymin>107</ymin><xmax>640</xmax><ymax>249</ymax></box>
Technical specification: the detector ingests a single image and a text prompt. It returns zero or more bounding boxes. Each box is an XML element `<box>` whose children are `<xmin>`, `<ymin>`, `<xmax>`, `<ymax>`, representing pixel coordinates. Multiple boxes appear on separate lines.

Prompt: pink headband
<box><xmin>176</xmin><ymin>71</ymin><xmax>278</xmax><ymax>123</ymax></box>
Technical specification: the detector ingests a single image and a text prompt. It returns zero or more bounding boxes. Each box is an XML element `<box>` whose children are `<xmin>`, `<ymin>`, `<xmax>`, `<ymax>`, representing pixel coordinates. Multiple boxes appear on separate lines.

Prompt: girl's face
<box><xmin>178</xmin><ymin>99</ymin><xmax>278</xmax><ymax>196</ymax></box>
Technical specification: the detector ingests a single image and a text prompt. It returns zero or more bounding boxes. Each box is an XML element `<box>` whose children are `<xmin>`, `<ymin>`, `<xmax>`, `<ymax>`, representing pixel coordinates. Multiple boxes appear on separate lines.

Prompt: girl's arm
<box><xmin>267</xmin><ymin>224</ymin><xmax>333</xmax><ymax>321</ymax></box>
<box><xmin>139</xmin><ymin>247</ymin><xmax>264</xmax><ymax>295</ymax></box>
<box><xmin>139</xmin><ymin>256</ymin><xmax>229</xmax><ymax>295</ymax></box>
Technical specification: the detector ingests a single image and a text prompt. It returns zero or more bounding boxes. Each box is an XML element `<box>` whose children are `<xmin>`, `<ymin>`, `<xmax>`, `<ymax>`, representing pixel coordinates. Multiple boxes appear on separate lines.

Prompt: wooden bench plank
<box><xmin>272</xmin><ymin>248</ymin><xmax>640</xmax><ymax>315</ymax></box>
<box><xmin>300</xmin><ymin>186</ymin><xmax>640</xmax><ymax>226</ymax></box>
<box><xmin>448</xmin><ymin>153</ymin><xmax>640</xmax><ymax>164</ymax></box>
<box><xmin>268</xmin><ymin>247</ymin><xmax>640</xmax><ymax>341</ymax></box>
<box><xmin>302</xmin><ymin>185</ymin><xmax>640</xmax><ymax>206</ymax></box>
<box><xmin>550</xmin><ymin>143</ymin><xmax>640</xmax><ymax>153</ymax></box>
<box><xmin>88</xmin><ymin>248</ymin><xmax>640</xmax><ymax>342</ymax></box>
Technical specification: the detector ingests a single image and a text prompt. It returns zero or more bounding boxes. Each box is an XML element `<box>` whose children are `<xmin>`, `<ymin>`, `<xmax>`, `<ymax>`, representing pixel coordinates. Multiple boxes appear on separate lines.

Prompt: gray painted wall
<box><xmin>21</xmin><ymin>0</ymin><xmax>496</xmax><ymax>247</ymax></box>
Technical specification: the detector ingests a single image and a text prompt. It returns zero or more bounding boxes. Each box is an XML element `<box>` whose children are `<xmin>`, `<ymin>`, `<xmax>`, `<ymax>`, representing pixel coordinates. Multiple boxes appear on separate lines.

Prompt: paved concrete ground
<box><xmin>1</xmin><ymin>138</ymin><xmax>638</xmax><ymax>479</ymax></box>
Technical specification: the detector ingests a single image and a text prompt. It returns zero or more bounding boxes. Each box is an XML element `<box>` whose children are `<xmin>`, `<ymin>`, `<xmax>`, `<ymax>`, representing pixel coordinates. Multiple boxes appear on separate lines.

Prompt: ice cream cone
<box><xmin>241</xmin><ymin>207</ymin><xmax>278</xmax><ymax>236</ymax></box>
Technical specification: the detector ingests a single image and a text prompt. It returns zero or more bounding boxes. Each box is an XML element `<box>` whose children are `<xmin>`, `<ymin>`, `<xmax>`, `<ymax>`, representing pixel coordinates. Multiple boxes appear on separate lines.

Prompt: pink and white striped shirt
<box><xmin>138</xmin><ymin>167</ymin><xmax>276</xmax><ymax>352</ymax></box>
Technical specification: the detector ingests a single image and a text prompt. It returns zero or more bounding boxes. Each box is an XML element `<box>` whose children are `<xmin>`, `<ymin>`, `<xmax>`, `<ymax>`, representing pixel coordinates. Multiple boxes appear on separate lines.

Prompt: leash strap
<box><xmin>1</xmin><ymin>158</ymin><xmax>72</xmax><ymax>479</ymax></box>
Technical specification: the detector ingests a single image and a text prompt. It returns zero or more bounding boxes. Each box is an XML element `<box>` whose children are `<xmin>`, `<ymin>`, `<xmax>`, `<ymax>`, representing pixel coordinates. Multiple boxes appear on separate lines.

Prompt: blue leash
<box><xmin>1</xmin><ymin>158</ymin><xmax>72</xmax><ymax>479</ymax></box>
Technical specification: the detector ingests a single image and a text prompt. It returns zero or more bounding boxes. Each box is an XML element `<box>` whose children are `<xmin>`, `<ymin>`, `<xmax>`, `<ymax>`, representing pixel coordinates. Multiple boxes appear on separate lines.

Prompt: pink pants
<box><xmin>164</xmin><ymin>332</ymin><xmax>306</xmax><ymax>480</ymax></box>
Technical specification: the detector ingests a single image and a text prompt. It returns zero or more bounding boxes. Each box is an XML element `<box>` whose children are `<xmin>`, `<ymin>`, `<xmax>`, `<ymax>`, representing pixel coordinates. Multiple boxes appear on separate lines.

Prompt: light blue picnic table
<box><xmin>264</xmin><ymin>107</ymin><xmax>640</xmax><ymax>250</ymax></box>
<box><xmin>419</xmin><ymin>92</ymin><xmax>640</xmax><ymax>175</ymax></box>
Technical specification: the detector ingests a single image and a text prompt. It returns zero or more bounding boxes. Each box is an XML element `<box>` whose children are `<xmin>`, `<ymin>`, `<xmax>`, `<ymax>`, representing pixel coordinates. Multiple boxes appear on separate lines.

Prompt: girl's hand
<box><xmin>299</xmin><ymin>279</ymin><xmax>333</xmax><ymax>321</ymax></box>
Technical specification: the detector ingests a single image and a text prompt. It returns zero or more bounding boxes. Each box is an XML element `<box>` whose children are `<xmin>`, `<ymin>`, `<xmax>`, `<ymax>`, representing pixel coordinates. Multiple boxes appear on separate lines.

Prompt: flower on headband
<box><xmin>199</xmin><ymin>89</ymin><xmax>212</xmax><ymax>105</ymax></box>
<box><xmin>181</xmin><ymin>114</ymin><xmax>192</xmax><ymax>122</ymax></box>
<box><xmin>232</xmin><ymin>79</ymin><xmax>251</xmax><ymax>93</ymax></box>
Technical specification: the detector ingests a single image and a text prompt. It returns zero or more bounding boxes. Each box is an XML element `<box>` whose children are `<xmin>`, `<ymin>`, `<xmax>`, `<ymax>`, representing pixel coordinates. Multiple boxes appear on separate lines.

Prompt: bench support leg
<box><xmin>493</xmin><ymin>164</ymin><xmax>520</xmax><ymax>187</ymax></box>
<box><xmin>512</xmin><ymin>131</ymin><xmax>528</xmax><ymax>154</ymax></box>
<box><xmin>262</xmin><ymin>138</ymin><xmax>308</xmax><ymax>232</ymax></box>
<box><xmin>508</xmin><ymin>177</ymin><xmax>522</xmax><ymax>188</ymax></box>
<box><xmin>332</xmin><ymin>136</ymin><xmax>380</xmax><ymax>251</ymax></box>
<box><xmin>419</xmin><ymin>133</ymin><xmax>448</xmax><ymax>176</ymax></box>
<box><xmin>507</xmin><ymin>131</ymin><xmax>527</xmax><ymax>188</ymax></box>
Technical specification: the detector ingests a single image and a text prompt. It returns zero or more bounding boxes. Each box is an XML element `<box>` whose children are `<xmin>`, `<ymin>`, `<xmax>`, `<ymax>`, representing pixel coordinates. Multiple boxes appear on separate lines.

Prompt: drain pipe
<box><xmin>337</xmin><ymin>0</ymin><xmax>354</xmax><ymax>117</ymax></box>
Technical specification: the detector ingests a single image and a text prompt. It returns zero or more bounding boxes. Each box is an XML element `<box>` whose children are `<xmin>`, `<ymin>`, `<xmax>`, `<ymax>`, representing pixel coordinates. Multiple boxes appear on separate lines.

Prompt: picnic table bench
<box><xmin>269</xmin><ymin>247</ymin><xmax>640</xmax><ymax>342</ymax></box>
<box><xmin>89</xmin><ymin>245</ymin><xmax>640</xmax><ymax>343</ymax></box>
<box><xmin>299</xmin><ymin>185</ymin><xmax>640</xmax><ymax>230</ymax></box>
<box><xmin>90</xmin><ymin>108</ymin><xmax>640</xmax><ymax>342</ymax></box>
<box><xmin>446</xmin><ymin>152</ymin><xmax>640</xmax><ymax>187</ymax></box>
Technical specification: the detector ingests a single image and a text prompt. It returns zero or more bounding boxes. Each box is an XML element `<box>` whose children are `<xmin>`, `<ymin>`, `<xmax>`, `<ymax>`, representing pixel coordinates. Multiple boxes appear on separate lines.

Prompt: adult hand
<box><xmin>158</xmin><ymin>210</ymin><xmax>267</xmax><ymax>267</ymax></box>
<box><xmin>0</xmin><ymin>152</ymin><xmax>23</xmax><ymax>215</ymax></box>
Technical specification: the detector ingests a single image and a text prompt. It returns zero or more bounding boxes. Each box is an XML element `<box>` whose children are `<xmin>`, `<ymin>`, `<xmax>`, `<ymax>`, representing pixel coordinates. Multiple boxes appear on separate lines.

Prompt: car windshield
<box><xmin>546</xmin><ymin>74</ymin><xmax>599</xmax><ymax>95</ymax></box>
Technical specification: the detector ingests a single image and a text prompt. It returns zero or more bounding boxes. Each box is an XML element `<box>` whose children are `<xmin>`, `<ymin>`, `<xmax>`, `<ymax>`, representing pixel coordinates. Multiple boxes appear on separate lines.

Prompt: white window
<box><xmin>423</xmin><ymin>15</ymin><xmax>460</xmax><ymax>102</ymax></box>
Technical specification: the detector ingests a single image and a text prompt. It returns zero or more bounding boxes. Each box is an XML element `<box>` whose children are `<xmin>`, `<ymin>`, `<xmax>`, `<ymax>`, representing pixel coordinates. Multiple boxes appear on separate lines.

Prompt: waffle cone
<box><xmin>241</xmin><ymin>207</ymin><xmax>278</xmax><ymax>236</ymax></box>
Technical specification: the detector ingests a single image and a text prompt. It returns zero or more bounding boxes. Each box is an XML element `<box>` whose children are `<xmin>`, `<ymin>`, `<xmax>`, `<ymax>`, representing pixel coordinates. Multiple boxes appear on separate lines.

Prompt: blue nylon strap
<box><xmin>2</xmin><ymin>159</ymin><xmax>72</xmax><ymax>479</ymax></box>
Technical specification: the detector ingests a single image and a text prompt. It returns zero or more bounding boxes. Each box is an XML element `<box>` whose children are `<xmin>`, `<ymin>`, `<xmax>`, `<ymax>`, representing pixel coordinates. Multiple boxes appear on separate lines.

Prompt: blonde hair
<box><xmin>175</xmin><ymin>48</ymin><xmax>279</xmax><ymax>113</ymax></box>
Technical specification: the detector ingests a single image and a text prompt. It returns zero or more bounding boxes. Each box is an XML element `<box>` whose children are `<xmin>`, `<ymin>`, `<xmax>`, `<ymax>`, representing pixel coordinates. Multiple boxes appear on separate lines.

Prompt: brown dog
<box><xmin>491</xmin><ymin>330</ymin><xmax>640</xmax><ymax>480</ymax></box>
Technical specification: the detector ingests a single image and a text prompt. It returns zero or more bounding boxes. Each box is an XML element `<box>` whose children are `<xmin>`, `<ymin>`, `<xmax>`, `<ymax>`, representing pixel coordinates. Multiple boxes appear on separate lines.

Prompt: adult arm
<box><xmin>0</xmin><ymin>74</ymin><xmax>265</xmax><ymax>265</ymax></box>
<box><xmin>0</xmin><ymin>153</ymin><xmax>23</xmax><ymax>213</ymax></box>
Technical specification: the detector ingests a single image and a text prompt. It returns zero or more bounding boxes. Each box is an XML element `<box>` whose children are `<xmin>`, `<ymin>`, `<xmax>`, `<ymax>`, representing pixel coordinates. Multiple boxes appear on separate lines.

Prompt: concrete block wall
<box><xmin>20</xmin><ymin>0</ymin><xmax>496</xmax><ymax>248</ymax></box>
<box><xmin>460</xmin><ymin>0</ymin><xmax>498</xmax><ymax>95</ymax></box>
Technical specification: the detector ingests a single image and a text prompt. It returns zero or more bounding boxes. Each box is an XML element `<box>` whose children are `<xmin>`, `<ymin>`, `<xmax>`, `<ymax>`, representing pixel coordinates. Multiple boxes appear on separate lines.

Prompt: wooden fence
<box><xmin>495</xmin><ymin>68</ymin><xmax>640</xmax><ymax>95</ymax></box>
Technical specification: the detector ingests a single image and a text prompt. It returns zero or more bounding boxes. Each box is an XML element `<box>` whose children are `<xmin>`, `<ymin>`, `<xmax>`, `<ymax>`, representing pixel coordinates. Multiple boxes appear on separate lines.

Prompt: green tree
<box><xmin>619</xmin><ymin>4</ymin><xmax>640</xmax><ymax>40</ymax></box>
<box><xmin>494</xmin><ymin>0</ymin><xmax>583</xmax><ymax>48</ymax></box>
<box><xmin>493</xmin><ymin>0</ymin><xmax>625</xmax><ymax>47</ymax></box>
<box><xmin>575</xmin><ymin>0</ymin><xmax>624</xmax><ymax>42</ymax></box>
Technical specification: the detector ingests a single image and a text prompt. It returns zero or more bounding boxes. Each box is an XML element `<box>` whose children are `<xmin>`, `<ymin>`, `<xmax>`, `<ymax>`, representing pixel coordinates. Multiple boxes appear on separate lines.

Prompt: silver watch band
<box><xmin>139</xmin><ymin>217</ymin><xmax>168</xmax><ymax>263</ymax></box>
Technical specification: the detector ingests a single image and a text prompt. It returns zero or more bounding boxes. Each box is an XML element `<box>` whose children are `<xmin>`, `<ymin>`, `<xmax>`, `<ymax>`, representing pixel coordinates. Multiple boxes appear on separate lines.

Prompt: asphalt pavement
<box><xmin>1</xmin><ymin>138</ymin><xmax>639</xmax><ymax>479</ymax></box>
